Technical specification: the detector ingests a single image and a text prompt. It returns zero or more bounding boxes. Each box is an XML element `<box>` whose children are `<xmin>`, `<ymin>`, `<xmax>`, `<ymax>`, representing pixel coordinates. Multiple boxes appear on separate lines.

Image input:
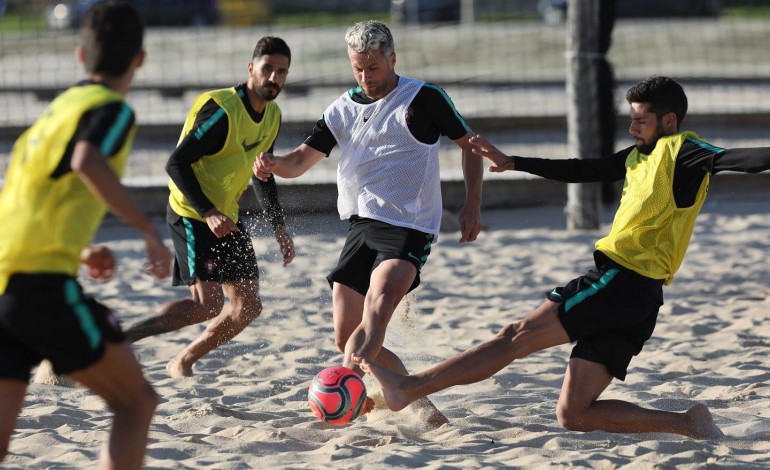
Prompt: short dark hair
<box><xmin>80</xmin><ymin>1</ymin><xmax>144</xmax><ymax>76</ymax></box>
<box><xmin>252</xmin><ymin>36</ymin><xmax>291</xmax><ymax>65</ymax></box>
<box><xmin>625</xmin><ymin>76</ymin><xmax>688</xmax><ymax>128</ymax></box>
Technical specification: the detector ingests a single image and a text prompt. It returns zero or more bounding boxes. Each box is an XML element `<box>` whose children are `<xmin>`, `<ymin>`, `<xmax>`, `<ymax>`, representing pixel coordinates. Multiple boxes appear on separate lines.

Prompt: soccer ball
<box><xmin>308</xmin><ymin>366</ymin><xmax>367</xmax><ymax>426</ymax></box>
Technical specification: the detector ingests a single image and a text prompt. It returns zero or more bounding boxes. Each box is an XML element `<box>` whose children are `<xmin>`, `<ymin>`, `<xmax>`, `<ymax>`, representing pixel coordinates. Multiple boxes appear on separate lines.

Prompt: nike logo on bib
<box><xmin>242</xmin><ymin>138</ymin><xmax>262</xmax><ymax>152</ymax></box>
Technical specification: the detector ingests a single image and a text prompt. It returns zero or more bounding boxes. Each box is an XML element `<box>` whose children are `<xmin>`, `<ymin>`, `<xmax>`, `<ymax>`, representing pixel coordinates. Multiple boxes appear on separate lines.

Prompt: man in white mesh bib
<box><xmin>253</xmin><ymin>20</ymin><xmax>483</xmax><ymax>426</ymax></box>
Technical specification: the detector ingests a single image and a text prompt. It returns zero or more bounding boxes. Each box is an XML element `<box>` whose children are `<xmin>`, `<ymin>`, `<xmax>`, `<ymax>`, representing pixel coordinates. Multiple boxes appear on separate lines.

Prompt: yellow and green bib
<box><xmin>0</xmin><ymin>84</ymin><xmax>134</xmax><ymax>292</ymax></box>
<box><xmin>168</xmin><ymin>87</ymin><xmax>281</xmax><ymax>223</ymax></box>
<box><xmin>595</xmin><ymin>131</ymin><xmax>709</xmax><ymax>285</ymax></box>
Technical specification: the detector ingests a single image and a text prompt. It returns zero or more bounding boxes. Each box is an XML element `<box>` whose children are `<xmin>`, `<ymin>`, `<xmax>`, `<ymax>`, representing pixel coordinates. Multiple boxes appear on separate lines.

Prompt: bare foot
<box><xmin>352</xmin><ymin>354</ymin><xmax>413</xmax><ymax>412</ymax></box>
<box><xmin>166</xmin><ymin>357</ymin><xmax>193</xmax><ymax>378</ymax></box>
<box><xmin>687</xmin><ymin>404</ymin><xmax>725</xmax><ymax>440</ymax></box>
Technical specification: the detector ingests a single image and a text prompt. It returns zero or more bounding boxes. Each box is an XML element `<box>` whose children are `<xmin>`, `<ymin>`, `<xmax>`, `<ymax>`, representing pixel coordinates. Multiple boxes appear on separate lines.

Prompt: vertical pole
<box><xmin>460</xmin><ymin>0</ymin><xmax>475</xmax><ymax>24</ymax></box>
<box><xmin>565</xmin><ymin>0</ymin><xmax>616</xmax><ymax>229</ymax></box>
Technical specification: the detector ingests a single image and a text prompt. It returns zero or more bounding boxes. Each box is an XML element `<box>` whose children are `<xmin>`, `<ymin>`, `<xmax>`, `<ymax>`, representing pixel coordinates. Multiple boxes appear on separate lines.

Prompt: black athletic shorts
<box><xmin>326</xmin><ymin>216</ymin><xmax>435</xmax><ymax>295</ymax></box>
<box><xmin>0</xmin><ymin>273</ymin><xmax>125</xmax><ymax>382</ymax></box>
<box><xmin>167</xmin><ymin>207</ymin><xmax>259</xmax><ymax>286</ymax></box>
<box><xmin>547</xmin><ymin>251</ymin><xmax>665</xmax><ymax>381</ymax></box>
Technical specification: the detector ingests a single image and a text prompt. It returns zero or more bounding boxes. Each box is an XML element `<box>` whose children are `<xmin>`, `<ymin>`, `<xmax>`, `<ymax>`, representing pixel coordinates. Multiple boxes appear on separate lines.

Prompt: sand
<box><xmin>3</xmin><ymin>199</ymin><xmax>770</xmax><ymax>469</ymax></box>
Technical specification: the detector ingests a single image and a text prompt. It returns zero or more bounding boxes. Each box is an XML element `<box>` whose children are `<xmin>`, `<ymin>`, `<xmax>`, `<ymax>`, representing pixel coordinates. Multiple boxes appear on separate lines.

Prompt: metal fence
<box><xmin>2</xmin><ymin>1</ymin><xmax>769</xmax><ymax>182</ymax></box>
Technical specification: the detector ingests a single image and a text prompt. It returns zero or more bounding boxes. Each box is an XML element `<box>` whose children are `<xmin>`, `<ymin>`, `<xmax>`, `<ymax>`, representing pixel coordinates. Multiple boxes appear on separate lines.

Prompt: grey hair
<box><xmin>345</xmin><ymin>20</ymin><xmax>394</xmax><ymax>56</ymax></box>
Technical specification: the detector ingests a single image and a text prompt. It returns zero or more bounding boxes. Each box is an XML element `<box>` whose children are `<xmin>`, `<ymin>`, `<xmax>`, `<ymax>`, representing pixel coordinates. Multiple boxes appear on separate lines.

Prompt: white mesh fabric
<box><xmin>324</xmin><ymin>77</ymin><xmax>442</xmax><ymax>235</ymax></box>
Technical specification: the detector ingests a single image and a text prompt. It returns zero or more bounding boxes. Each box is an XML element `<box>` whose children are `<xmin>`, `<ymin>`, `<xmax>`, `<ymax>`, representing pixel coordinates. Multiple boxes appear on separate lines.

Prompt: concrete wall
<box><xmin>125</xmin><ymin>171</ymin><xmax>770</xmax><ymax>219</ymax></box>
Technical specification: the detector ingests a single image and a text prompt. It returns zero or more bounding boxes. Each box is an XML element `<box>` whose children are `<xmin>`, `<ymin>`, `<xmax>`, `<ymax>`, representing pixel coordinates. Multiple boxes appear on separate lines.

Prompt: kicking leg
<box><xmin>333</xmin><ymin>273</ymin><xmax>448</xmax><ymax>427</ymax></box>
<box><xmin>124</xmin><ymin>280</ymin><xmax>225</xmax><ymax>343</ymax></box>
<box><xmin>333</xmin><ymin>281</ymin><xmax>410</xmax><ymax>374</ymax></box>
<box><xmin>354</xmin><ymin>300</ymin><xmax>571</xmax><ymax>411</ymax></box>
<box><xmin>555</xmin><ymin>357</ymin><xmax>724</xmax><ymax>439</ymax></box>
<box><xmin>166</xmin><ymin>279</ymin><xmax>261</xmax><ymax>377</ymax></box>
<box><xmin>339</xmin><ymin>260</ymin><xmax>416</xmax><ymax>376</ymax></box>
<box><xmin>69</xmin><ymin>341</ymin><xmax>158</xmax><ymax>470</ymax></box>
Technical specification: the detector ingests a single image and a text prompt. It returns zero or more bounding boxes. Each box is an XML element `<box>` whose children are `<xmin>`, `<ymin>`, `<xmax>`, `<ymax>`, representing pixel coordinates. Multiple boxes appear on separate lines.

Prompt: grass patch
<box><xmin>721</xmin><ymin>6</ymin><xmax>770</xmax><ymax>17</ymax></box>
<box><xmin>0</xmin><ymin>13</ymin><xmax>46</xmax><ymax>32</ymax></box>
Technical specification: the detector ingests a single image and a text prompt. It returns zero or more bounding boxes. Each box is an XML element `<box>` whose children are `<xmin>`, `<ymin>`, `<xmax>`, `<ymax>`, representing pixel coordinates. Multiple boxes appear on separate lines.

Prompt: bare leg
<box><xmin>166</xmin><ymin>279</ymin><xmax>261</xmax><ymax>377</ymax></box>
<box><xmin>333</xmin><ymin>273</ymin><xmax>448</xmax><ymax>427</ymax></box>
<box><xmin>69</xmin><ymin>342</ymin><xmax>158</xmax><ymax>470</ymax></box>
<box><xmin>343</xmin><ymin>259</ymin><xmax>417</xmax><ymax>375</ymax></box>
<box><xmin>124</xmin><ymin>281</ymin><xmax>225</xmax><ymax>343</ymax></box>
<box><xmin>354</xmin><ymin>300</ymin><xmax>570</xmax><ymax>411</ymax></box>
<box><xmin>0</xmin><ymin>380</ymin><xmax>26</xmax><ymax>462</ymax></box>
<box><xmin>556</xmin><ymin>358</ymin><xmax>724</xmax><ymax>439</ymax></box>
<box><xmin>333</xmin><ymin>282</ymin><xmax>410</xmax><ymax>375</ymax></box>
<box><xmin>339</xmin><ymin>260</ymin><xmax>416</xmax><ymax>376</ymax></box>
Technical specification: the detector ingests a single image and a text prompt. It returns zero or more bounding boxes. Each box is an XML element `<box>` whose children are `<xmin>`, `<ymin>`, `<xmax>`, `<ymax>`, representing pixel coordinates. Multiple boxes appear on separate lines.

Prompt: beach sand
<box><xmin>4</xmin><ymin>200</ymin><xmax>770</xmax><ymax>469</ymax></box>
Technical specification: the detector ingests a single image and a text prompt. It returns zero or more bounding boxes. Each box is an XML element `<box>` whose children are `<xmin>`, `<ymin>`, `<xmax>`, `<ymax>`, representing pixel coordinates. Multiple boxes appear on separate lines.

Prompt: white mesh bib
<box><xmin>324</xmin><ymin>77</ymin><xmax>442</xmax><ymax>235</ymax></box>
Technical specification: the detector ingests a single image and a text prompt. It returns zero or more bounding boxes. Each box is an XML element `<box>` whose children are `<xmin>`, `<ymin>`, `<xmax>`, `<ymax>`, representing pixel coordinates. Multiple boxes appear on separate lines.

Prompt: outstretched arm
<box><xmin>469</xmin><ymin>134</ymin><xmax>516</xmax><ymax>172</ymax></box>
<box><xmin>470</xmin><ymin>134</ymin><xmax>628</xmax><ymax>183</ymax></box>
<box><xmin>253</xmin><ymin>144</ymin><xmax>326</xmax><ymax>181</ymax></box>
<box><xmin>713</xmin><ymin>147</ymin><xmax>770</xmax><ymax>174</ymax></box>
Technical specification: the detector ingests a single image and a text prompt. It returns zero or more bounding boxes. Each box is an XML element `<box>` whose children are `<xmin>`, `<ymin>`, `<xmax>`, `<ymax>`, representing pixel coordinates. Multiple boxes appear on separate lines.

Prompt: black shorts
<box><xmin>167</xmin><ymin>207</ymin><xmax>259</xmax><ymax>286</ymax></box>
<box><xmin>548</xmin><ymin>251</ymin><xmax>664</xmax><ymax>381</ymax></box>
<box><xmin>326</xmin><ymin>216</ymin><xmax>435</xmax><ymax>295</ymax></box>
<box><xmin>0</xmin><ymin>273</ymin><xmax>125</xmax><ymax>382</ymax></box>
